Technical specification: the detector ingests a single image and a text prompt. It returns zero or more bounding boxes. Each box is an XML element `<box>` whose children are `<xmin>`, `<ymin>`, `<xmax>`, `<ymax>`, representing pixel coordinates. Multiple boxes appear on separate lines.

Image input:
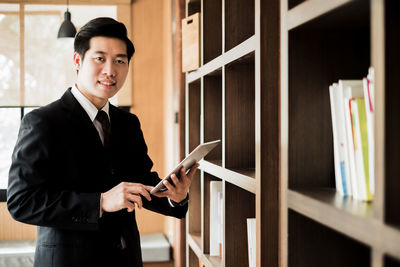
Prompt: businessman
<box><xmin>7</xmin><ymin>17</ymin><xmax>197</xmax><ymax>267</ymax></box>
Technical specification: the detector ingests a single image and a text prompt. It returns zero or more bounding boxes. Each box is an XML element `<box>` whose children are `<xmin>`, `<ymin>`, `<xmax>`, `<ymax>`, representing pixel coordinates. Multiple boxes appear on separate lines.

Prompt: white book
<box><xmin>329</xmin><ymin>83</ymin><xmax>345</xmax><ymax>196</ymax></box>
<box><xmin>210</xmin><ymin>181</ymin><xmax>222</xmax><ymax>256</ymax></box>
<box><xmin>340</xmin><ymin>80</ymin><xmax>364</xmax><ymax>200</ymax></box>
<box><xmin>217</xmin><ymin>191</ymin><xmax>223</xmax><ymax>258</ymax></box>
<box><xmin>247</xmin><ymin>218</ymin><xmax>256</xmax><ymax>267</ymax></box>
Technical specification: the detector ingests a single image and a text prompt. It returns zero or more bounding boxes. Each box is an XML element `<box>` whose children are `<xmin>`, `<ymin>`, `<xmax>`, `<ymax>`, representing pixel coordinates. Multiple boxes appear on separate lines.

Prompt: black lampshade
<box><xmin>57</xmin><ymin>10</ymin><xmax>76</xmax><ymax>38</ymax></box>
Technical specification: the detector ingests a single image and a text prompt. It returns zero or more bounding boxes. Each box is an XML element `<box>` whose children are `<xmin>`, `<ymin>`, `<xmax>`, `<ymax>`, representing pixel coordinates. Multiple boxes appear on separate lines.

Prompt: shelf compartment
<box><xmin>225</xmin><ymin>182</ymin><xmax>255</xmax><ymax>267</ymax></box>
<box><xmin>225</xmin><ymin>0</ymin><xmax>254</xmax><ymax>51</ymax></box>
<box><xmin>289</xmin><ymin>210</ymin><xmax>370</xmax><ymax>267</ymax></box>
<box><xmin>288</xmin><ymin>12</ymin><xmax>370</xmax><ymax>190</ymax></box>
<box><xmin>288</xmin><ymin>188</ymin><xmax>376</xmax><ymax>248</ymax></box>
<box><xmin>188</xmin><ymin>234</ymin><xmax>223</xmax><ymax>267</ymax></box>
<box><xmin>287</xmin><ymin>188</ymin><xmax>400</xmax><ymax>257</ymax></box>
<box><xmin>204</xmin><ymin>71</ymin><xmax>222</xmax><ymax>165</ymax></box>
<box><xmin>203</xmin><ymin>0</ymin><xmax>222</xmax><ymax>64</ymax></box>
<box><xmin>385</xmin><ymin>0</ymin><xmax>400</xmax><ymax>230</ymax></box>
<box><xmin>187</xmin><ymin>35</ymin><xmax>256</xmax><ymax>83</ymax></box>
<box><xmin>199</xmin><ymin>160</ymin><xmax>256</xmax><ymax>194</ymax></box>
<box><xmin>225</xmin><ymin>53</ymin><xmax>255</xmax><ymax>171</ymax></box>
<box><xmin>188</xmin><ymin>171</ymin><xmax>201</xmax><ymax>236</ymax></box>
<box><xmin>187</xmin><ymin>0</ymin><xmax>200</xmax><ymax>17</ymax></box>
<box><xmin>189</xmin><ymin>244</ymin><xmax>201</xmax><ymax>267</ymax></box>
<box><xmin>188</xmin><ymin>80</ymin><xmax>201</xmax><ymax>152</ymax></box>
<box><xmin>203</xmin><ymin>174</ymin><xmax>222</xmax><ymax>255</ymax></box>
<box><xmin>287</xmin><ymin>0</ymin><xmax>368</xmax><ymax>31</ymax></box>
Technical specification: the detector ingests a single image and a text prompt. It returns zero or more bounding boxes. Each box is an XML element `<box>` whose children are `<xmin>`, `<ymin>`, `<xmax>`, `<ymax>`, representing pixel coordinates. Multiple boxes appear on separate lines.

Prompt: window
<box><xmin>0</xmin><ymin>4</ymin><xmax>117</xmax><ymax>199</ymax></box>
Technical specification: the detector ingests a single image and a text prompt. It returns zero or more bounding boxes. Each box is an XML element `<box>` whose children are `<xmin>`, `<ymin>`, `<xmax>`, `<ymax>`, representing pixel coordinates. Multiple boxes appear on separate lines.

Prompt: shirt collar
<box><xmin>71</xmin><ymin>84</ymin><xmax>110</xmax><ymax>122</ymax></box>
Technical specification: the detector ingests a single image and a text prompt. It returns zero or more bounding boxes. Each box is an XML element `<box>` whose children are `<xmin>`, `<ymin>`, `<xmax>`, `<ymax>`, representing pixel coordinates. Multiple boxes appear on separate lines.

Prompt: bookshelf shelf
<box><xmin>289</xmin><ymin>188</ymin><xmax>373</xmax><ymax>219</ymax></box>
<box><xmin>287</xmin><ymin>0</ymin><xmax>353</xmax><ymax>30</ymax></box>
<box><xmin>187</xmin><ymin>35</ymin><xmax>256</xmax><ymax>83</ymax></box>
<box><xmin>288</xmin><ymin>189</ymin><xmax>375</xmax><ymax>245</ymax></box>
<box><xmin>188</xmin><ymin>233</ymin><xmax>202</xmax><ymax>251</ymax></box>
<box><xmin>199</xmin><ymin>160</ymin><xmax>256</xmax><ymax>194</ymax></box>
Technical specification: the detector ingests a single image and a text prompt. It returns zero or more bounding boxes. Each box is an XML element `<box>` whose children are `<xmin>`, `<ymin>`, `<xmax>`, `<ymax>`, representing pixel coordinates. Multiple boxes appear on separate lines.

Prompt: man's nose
<box><xmin>102</xmin><ymin>61</ymin><xmax>116</xmax><ymax>77</ymax></box>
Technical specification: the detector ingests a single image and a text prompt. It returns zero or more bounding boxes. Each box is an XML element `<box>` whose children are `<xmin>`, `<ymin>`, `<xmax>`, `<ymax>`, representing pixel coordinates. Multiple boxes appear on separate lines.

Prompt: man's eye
<box><xmin>115</xmin><ymin>59</ymin><xmax>127</xmax><ymax>64</ymax></box>
<box><xmin>95</xmin><ymin>57</ymin><xmax>104</xmax><ymax>62</ymax></box>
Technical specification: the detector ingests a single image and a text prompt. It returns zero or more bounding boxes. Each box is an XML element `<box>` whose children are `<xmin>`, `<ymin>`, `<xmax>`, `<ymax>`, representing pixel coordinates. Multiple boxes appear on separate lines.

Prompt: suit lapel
<box><xmin>60</xmin><ymin>88</ymin><xmax>105</xmax><ymax>151</ymax></box>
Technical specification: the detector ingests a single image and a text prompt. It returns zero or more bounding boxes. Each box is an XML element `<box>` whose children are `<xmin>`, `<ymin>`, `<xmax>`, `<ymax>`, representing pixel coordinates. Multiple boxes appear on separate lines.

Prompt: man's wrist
<box><xmin>170</xmin><ymin>194</ymin><xmax>189</xmax><ymax>207</ymax></box>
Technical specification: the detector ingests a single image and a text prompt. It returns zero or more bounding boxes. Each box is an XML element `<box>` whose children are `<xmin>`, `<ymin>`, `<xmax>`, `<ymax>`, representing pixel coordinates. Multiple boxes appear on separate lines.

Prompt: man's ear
<box><xmin>73</xmin><ymin>52</ymin><xmax>82</xmax><ymax>70</ymax></box>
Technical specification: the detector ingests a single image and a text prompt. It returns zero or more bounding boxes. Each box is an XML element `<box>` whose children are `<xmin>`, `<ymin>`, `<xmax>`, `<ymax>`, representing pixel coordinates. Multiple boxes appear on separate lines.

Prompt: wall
<box><xmin>0</xmin><ymin>202</ymin><xmax>36</xmax><ymax>240</ymax></box>
<box><xmin>131</xmin><ymin>0</ymin><xmax>176</xmax><ymax>237</ymax></box>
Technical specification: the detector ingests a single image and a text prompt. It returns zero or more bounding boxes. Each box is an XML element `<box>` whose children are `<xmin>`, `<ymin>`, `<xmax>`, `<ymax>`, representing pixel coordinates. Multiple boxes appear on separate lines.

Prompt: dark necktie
<box><xmin>96</xmin><ymin>110</ymin><xmax>111</xmax><ymax>150</ymax></box>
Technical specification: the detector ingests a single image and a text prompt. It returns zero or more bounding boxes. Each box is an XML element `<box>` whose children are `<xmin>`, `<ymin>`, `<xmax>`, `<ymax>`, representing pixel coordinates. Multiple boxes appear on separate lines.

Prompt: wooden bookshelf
<box><xmin>184</xmin><ymin>0</ymin><xmax>281</xmax><ymax>266</ymax></box>
<box><xmin>281</xmin><ymin>0</ymin><xmax>400</xmax><ymax>267</ymax></box>
<box><xmin>184</xmin><ymin>0</ymin><xmax>400</xmax><ymax>266</ymax></box>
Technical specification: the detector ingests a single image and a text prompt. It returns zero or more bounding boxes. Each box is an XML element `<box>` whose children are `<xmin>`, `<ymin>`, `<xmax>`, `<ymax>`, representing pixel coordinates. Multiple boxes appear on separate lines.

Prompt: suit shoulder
<box><xmin>22</xmin><ymin>99</ymin><xmax>64</xmax><ymax>126</ymax></box>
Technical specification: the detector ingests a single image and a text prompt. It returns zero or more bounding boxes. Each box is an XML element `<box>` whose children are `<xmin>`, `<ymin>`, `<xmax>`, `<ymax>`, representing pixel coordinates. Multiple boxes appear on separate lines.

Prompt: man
<box><xmin>7</xmin><ymin>17</ymin><xmax>197</xmax><ymax>267</ymax></box>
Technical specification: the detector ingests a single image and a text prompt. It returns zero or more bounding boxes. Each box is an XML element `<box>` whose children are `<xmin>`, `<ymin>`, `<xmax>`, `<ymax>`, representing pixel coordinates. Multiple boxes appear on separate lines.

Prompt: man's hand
<box><xmin>152</xmin><ymin>164</ymin><xmax>199</xmax><ymax>203</ymax></box>
<box><xmin>101</xmin><ymin>182</ymin><xmax>153</xmax><ymax>213</ymax></box>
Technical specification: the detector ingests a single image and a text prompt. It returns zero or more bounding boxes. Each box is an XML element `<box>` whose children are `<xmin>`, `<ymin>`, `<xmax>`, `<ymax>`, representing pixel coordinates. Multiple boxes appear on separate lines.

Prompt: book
<box><xmin>363</xmin><ymin>67</ymin><xmax>375</xmax><ymax>195</ymax></box>
<box><xmin>351</xmin><ymin>98</ymin><xmax>373</xmax><ymax>201</ymax></box>
<box><xmin>247</xmin><ymin>218</ymin><xmax>256</xmax><ymax>267</ymax></box>
<box><xmin>210</xmin><ymin>181</ymin><xmax>223</xmax><ymax>256</ymax></box>
<box><xmin>217</xmin><ymin>191</ymin><xmax>223</xmax><ymax>258</ymax></box>
<box><xmin>329</xmin><ymin>83</ymin><xmax>346</xmax><ymax>196</ymax></box>
<box><xmin>341</xmin><ymin>81</ymin><xmax>364</xmax><ymax>200</ymax></box>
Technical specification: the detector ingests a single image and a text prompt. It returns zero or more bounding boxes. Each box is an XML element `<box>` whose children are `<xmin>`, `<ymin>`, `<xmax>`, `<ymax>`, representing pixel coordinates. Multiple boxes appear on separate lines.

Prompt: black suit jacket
<box><xmin>7</xmin><ymin>89</ymin><xmax>187</xmax><ymax>267</ymax></box>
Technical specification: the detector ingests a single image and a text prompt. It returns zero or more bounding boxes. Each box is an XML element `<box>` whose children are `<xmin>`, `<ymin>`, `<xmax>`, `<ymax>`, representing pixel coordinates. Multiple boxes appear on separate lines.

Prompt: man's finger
<box><xmin>163</xmin><ymin>180</ymin><xmax>175</xmax><ymax>192</ymax></box>
<box><xmin>170</xmin><ymin>174</ymin><xmax>180</xmax><ymax>186</ymax></box>
<box><xmin>187</xmin><ymin>164</ymin><xmax>199</xmax><ymax>178</ymax></box>
<box><xmin>125</xmin><ymin>199</ymin><xmax>136</xmax><ymax>212</ymax></box>
<box><xmin>127</xmin><ymin>184</ymin><xmax>152</xmax><ymax>201</ymax></box>
<box><xmin>127</xmin><ymin>194</ymin><xmax>143</xmax><ymax>209</ymax></box>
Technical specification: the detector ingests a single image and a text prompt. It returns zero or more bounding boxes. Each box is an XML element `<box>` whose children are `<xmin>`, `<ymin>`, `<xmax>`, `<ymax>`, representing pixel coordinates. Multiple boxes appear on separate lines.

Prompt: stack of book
<box><xmin>329</xmin><ymin>67</ymin><xmax>375</xmax><ymax>201</ymax></box>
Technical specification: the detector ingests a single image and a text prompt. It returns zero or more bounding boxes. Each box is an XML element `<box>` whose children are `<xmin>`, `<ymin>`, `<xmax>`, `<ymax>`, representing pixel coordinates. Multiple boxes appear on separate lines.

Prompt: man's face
<box><xmin>74</xmin><ymin>36</ymin><xmax>129</xmax><ymax>109</ymax></box>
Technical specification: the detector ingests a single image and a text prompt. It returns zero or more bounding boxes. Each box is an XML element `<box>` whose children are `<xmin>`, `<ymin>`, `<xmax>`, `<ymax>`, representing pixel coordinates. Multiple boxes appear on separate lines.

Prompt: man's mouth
<box><xmin>98</xmin><ymin>80</ymin><xmax>116</xmax><ymax>86</ymax></box>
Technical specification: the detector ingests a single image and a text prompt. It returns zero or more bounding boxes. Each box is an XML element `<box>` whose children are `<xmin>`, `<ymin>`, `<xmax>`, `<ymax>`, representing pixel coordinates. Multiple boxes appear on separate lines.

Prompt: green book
<box><xmin>354</xmin><ymin>98</ymin><xmax>373</xmax><ymax>201</ymax></box>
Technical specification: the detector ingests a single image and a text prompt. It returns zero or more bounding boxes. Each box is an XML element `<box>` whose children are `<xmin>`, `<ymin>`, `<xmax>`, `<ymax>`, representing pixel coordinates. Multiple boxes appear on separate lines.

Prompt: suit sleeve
<box><xmin>130</xmin><ymin>115</ymin><xmax>188</xmax><ymax>219</ymax></box>
<box><xmin>7</xmin><ymin>111</ymin><xmax>101</xmax><ymax>230</ymax></box>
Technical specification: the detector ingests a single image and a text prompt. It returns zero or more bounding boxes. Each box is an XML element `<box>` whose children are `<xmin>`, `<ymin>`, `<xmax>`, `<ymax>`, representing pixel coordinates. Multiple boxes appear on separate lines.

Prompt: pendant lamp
<box><xmin>57</xmin><ymin>0</ymin><xmax>76</xmax><ymax>38</ymax></box>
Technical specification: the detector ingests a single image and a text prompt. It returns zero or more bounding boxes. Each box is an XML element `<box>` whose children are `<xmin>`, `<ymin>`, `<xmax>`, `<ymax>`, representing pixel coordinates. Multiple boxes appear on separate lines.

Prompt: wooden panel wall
<box><xmin>0</xmin><ymin>203</ymin><xmax>36</xmax><ymax>241</ymax></box>
<box><xmin>131</xmin><ymin>0</ymin><xmax>172</xmax><ymax>235</ymax></box>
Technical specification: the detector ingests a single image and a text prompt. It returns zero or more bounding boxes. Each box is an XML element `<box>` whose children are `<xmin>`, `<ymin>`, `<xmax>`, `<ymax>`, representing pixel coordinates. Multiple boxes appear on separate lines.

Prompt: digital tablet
<box><xmin>150</xmin><ymin>140</ymin><xmax>221</xmax><ymax>194</ymax></box>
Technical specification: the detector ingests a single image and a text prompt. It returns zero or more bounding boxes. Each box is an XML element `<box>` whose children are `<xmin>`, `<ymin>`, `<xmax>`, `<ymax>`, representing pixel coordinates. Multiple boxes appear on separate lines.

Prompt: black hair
<box><xmin>74</xmin><ymin>17</ymin><xmax>135</xmax><ymax>63</ymax></box>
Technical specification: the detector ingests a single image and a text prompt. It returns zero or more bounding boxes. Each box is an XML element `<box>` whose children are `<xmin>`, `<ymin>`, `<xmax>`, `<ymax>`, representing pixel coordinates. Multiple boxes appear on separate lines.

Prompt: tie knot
<box><xmin>96</xmin><ymin>110</ymin><xmax>110</xmax><ymax>126</ymax></box>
